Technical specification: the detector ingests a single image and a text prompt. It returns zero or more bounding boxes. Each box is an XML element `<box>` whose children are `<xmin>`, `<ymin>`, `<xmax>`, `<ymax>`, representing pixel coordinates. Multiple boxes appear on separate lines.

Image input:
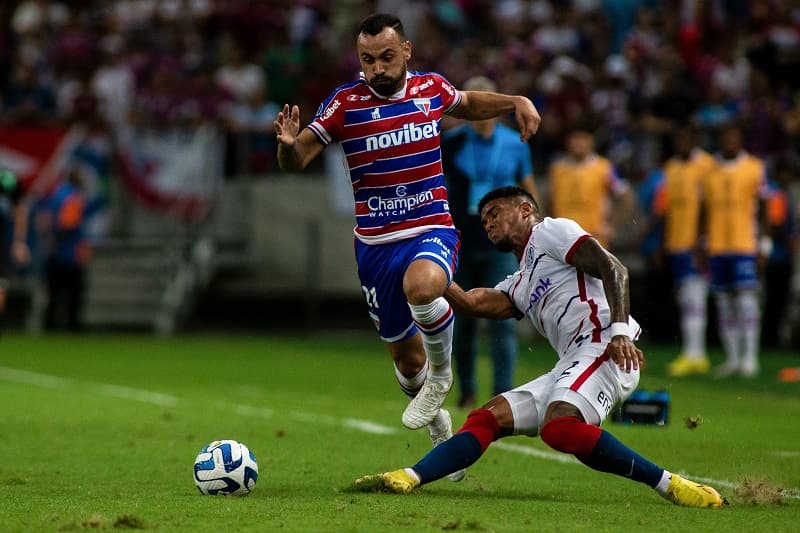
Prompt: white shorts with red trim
<box><xmin>501</xmin><ymin>344</ymin><xmax>640</xmax><ymax>436</ymax></box>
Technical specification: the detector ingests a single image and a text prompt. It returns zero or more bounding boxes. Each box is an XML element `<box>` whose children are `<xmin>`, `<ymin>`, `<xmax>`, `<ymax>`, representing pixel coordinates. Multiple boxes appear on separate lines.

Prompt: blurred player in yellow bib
<box><xmin>653</xmin><ymin>126</ymin><xmax>716</xmax><ymax>376</ymax></box>
<box><xmin>548</xmin><ymin>127</ymin><xmax>632</xmax><ymax>248</ymax></box>
<box><xmin>702</xmin><ymin>125</ymin><xmax>770</xmax><ymax>378</ymax></box>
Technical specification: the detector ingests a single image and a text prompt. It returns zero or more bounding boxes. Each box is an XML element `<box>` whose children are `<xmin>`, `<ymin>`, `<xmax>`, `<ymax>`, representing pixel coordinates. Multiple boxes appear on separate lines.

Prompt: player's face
<box><xmin>357</xmin><ymin>28</ymin><xmax>411</xmax><ymax>97</ymax></box>
<box><xmin>481</xmin><ymin>198</ymin><xmax>524</xmax><ymax>253</ymax></box>
<box><xmin>720</xmin><ymin>129</ymin><xmax>742</xmax><ymax>157</ymax></box>
<box><xmin>674</xmin><ymin>128</ymin><xmax>695</xmax><ymax>156</ymax></box>
<box><xmin>567</xmin><ymin>132</ymin><xmax>593</xmax><ymax>158</ymax></box>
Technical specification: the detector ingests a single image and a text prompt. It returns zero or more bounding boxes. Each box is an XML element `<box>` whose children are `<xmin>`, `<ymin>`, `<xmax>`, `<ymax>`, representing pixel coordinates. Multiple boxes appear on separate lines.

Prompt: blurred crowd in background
<box><xmin>2</xmin><ymin>0</ymin><xmax>800</xmax><ymax>176</ymax></box>
<box><xmin>1</xmin><ymin>0</ymin><xmax>799</xmax><ymax>343</ymax></box>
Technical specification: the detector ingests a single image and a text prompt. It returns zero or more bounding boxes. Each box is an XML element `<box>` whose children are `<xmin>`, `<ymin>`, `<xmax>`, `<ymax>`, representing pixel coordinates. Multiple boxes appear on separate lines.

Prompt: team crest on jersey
<box><xmin>525</xmin><ymin>246</ymin><xmax>535</xmax><ymax>269</ymax></box>
<box><xmin>413</xmin><ymin>98</ymin><xmax>431</xmax><ymax>116</ymax></box>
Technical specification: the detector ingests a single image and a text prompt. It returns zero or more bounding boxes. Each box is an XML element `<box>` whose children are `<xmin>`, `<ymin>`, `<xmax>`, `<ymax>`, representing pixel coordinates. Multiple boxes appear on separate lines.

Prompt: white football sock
<box><xmin>736</xmin><ymin>290</ymin><xmax>761</xmax><ymax>368</ymax></box>
<box><xmin>655</xmin><ymin>470</ymin><xmax>672</xmax><ymax>496</ymax></box>
<box><xmin>714</xmin><ymin>292</ymin><xmax>740</xmax><ymax>367</ymax></box>
<box><xmin>394</xmin><ymin>360</ymin><xmax>428</xmax><ymax>399</ymax></box>
<box><xmin>677</xmin><ymin>276</ymin><xmax>708</xmax><ymax>358</ymax></box>
<box><xmin>409</xmin><ymin>297</ymin><xmax>454</xmax><ymax>384</ymax></box>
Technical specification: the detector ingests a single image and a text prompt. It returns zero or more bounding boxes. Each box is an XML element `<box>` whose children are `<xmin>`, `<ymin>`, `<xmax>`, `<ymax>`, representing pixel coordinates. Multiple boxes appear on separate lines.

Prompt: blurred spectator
<box><xmin>41</xmin><ymin>168</ymin><xmax>90</xmax><ymax>332</ymax></box>
<box><xmin>703</xmin><ymin>125</ymin><xmax>769</xmax><ymax>378</ymax></box>
<box><xmin>693</xmin><ymin>83</ymin><xmax>740</xmax><ymax>133</ymax></box>
<box><xmin>762</xmin><ymin>159</ymin><xmax>796</xmax><ymax>348</ymax></box>
<box><xmin>0</xmin><ymin>168</ymin><xmax>31</xmax><ymax>331</ymax></box>
<box><xmin>215</xmin><ymin>37</ymin><xmax>265</xmax><ymax>103</ymax></box>
<box><xmin>2</xmin><ymin>62</ymin><xmax>56</xmax><ymax>125</ymax></box>
<box><xmin>91</xmin><ymin>35</ymin><xmax>135</xmax><ymax>135</ymax></box>
<box><xmin>546</xmin><ymin>125</ymin><xmax>634</xmax><ymax>249</ymax></box>
<box><xmin>223</xmin><ymin>82</ymin><xmax>279</xmax><ymax>174</ymax></box>
<box><xmin>654</xmin><ymin>125</ymin><xmax>716</xmax><ymax>376</ymax></box>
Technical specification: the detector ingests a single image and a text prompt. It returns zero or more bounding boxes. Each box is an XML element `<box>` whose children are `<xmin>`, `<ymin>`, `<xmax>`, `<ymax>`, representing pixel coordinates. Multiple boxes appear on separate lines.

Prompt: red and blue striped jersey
<box><xmin>308</xmin><ymin>71</ymin><xmax>462</xmax><ymax>244</ymax></box>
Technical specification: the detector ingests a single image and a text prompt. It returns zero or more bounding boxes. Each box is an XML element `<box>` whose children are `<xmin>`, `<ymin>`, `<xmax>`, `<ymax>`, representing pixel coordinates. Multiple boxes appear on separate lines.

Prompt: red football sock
<box><xmin>540</xmin><ymin>416</ymin><xmax>602</xmax><ymax>456</ymax></box>
<box><xmin>456</xmin><ymin>408</ymin><xmax>501</xmax><ymax>452</ymax></box>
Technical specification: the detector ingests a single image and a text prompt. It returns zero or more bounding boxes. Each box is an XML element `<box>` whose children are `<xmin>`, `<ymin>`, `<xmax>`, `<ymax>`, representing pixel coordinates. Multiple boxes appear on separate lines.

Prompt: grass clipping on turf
<box><xmin>734</xmin><ymin>477</ymin><xmax>788</xmax><ymax>505</ymax></box>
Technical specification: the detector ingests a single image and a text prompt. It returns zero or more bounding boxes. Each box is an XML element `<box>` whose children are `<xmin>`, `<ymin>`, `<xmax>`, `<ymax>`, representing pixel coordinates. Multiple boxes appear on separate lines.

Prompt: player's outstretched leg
<box><xmin>403</xmin><ymin>298</ymin><xmax>454</xmax><ymax>429</ymax></box>
<box><xmin>355</xmin><ymin>408</ymin><xmax>500</xmax><ymax>493</ymax></box>
<box><xmin>540</xmin><ymin>416</ymin><xmax>726</xmax><ymax>508</ymax></box>
<box><xmin>427</xmin><ymin>408</ymin><xmax>466</xmax><ymax>482</ymax></box>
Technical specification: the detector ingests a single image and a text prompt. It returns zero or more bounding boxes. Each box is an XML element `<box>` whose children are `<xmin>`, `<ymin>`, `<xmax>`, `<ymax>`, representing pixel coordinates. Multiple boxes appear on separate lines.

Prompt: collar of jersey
<box><xmin>359</xmin><ymin>71</ymin><xmax>412</xmax><ymax>100</ymax></box>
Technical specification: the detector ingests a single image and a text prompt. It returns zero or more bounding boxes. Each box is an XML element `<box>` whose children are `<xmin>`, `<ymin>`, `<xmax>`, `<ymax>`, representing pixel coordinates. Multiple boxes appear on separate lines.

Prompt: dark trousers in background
<box><xmin>453</xmin><ymin>249</ymin><xmax>519</xmax><ymax>403</ymax></box>
<box><xmin>45</xmin><ymin>261</ymin><xmax>85</xmax><ymax>331</ymax></box>
<box><xmin>762</xmin><ymin>259</ymin><xmax>793</xmax><ymax>348</ymax></box>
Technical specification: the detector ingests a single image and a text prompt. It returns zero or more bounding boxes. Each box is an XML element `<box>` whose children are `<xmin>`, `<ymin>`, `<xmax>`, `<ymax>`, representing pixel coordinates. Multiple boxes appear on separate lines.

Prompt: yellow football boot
<box><xmin>666</xmin><ymin>355</ymin><xmax>710</xmax><ymax>377</ymax></box>
<box><xmin>354</xmin><ymin>469</ymin><xmax>420</xmax><ymax>494</ymax></box>
<box><xmin>665</xmin><ymin>474</ymin><xmax>726</xmax><ymax>508</ymax></box>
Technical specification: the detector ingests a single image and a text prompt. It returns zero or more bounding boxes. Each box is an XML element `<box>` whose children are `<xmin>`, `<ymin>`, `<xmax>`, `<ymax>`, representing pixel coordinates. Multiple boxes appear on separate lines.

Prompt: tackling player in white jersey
<box><xmin>356</xmin><ymin>186</ymin><xmax>725</xmax><ymax>509</ymax></box>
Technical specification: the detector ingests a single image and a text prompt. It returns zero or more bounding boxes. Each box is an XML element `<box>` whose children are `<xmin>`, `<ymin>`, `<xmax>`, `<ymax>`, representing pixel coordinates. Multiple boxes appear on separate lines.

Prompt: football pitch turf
<box><xmin>1</xmin><ymin>332</ymin><xmax>798</xmax><ymax>532</ymax></box>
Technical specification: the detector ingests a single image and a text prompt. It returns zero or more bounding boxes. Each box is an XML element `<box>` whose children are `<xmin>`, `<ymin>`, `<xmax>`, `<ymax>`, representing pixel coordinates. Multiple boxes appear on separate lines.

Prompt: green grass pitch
<box><xmin>1</xmin><ymin>332</ymin><xmax>798</xmax><ymax>532</ymax></box>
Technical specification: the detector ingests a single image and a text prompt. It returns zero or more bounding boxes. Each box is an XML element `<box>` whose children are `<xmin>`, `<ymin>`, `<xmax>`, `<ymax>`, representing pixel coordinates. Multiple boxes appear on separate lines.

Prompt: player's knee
<box><xmin>540</xmin><ymin>416</ymin><xmax>601</xmax><ymax>456</ymax></box>
<box><xmin>403</xmin><ymin>263</ymin><xmax>447</xmax><ymax>305</ymax></box>
<box><xmin>457</xmin><ymin>408</ymin><xmax>502</xmax><ymax>451</ymax></box>
<box><xmin>403</xmin><ymin>281</ymin><xmax>440</xmax><ymax>306</ymax></box>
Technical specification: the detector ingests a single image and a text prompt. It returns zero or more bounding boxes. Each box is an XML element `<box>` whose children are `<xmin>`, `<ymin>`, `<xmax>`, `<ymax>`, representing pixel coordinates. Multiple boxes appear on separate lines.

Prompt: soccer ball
<box><xmin>193</xmin><ymin>439</ymin><xmax>259</xmax><ymax>496</ymax></box>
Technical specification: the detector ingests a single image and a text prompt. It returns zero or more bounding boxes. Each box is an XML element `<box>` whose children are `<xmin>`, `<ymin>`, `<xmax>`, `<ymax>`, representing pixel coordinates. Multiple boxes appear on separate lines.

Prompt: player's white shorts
<box><xmin>500</xmin><ymin>344</ymin><xmax>640</xmax><ymax>435</ymax></box>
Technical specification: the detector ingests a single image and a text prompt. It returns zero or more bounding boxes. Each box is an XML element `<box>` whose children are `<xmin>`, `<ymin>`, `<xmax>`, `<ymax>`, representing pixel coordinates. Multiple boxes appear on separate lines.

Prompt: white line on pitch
<box><xmin>96</xmin><ymin>384</ymin><xmax>177</xmax><ymax>406</ymax></box>
<box><xmin>226</xmin><ymin>401</ymin><xmax>398</xmax><ymax>435</ymax></box>
<box><xmin>0</xmin><ymin>366</ymin><xmax>69</xmax><ymax>388</ymax></box>
<box><xmin>0</xmin><ymin>365</ymin><xmax>178</xmax><ymax>406</ymax></box>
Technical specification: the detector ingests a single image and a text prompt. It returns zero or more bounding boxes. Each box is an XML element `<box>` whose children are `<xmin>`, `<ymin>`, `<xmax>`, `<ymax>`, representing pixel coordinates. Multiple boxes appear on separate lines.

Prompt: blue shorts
<box><xmin>709</xmin><ymin>255</ymin><xmax>759</xmax><ymax>291</ymax></box>
<box><xmin>667</xmin><ymin>251</ymin><xmax>703</xmax><ymax>283</ymax></box>
<box><xmin>355</xmin><ymin>228</ymin><xmax>460</xmax><ymax>342</ymax></box>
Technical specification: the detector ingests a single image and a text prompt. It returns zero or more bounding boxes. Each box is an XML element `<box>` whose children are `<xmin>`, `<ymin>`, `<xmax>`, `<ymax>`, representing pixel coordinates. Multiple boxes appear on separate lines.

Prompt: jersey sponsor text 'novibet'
<box><xmin>365</xmin><ymin>121</ymin><xmax>440</xmax><ymax>152</ymax></box>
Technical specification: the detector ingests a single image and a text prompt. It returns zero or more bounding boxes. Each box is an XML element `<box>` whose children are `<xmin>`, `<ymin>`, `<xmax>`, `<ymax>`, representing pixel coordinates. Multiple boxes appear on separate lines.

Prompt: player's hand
<box><xmin>607</xmin><ymin>336</ymin><xmax>644</xmax><ymax>373</ymax></box>
<box><xmin>274</xmin><ymin>104</ymin><xmax>301</xmax><ymax>147</ymax></box>
<box><xmin>515</xmin><ymin>96</ymin><xmax>541</xmax><ymax>142</ymax></box>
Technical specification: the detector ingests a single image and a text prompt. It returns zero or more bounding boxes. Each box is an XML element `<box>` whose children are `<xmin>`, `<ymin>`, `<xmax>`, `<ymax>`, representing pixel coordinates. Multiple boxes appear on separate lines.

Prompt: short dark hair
<box><xmin>358</xmin><ymin>13</ymin><xmax>405</xmax><ymax>40</ymax></box>
<box><xmin>478</xmin><ymin>186</ymin><xmax>540</xmax><ymax>217</ymax></box>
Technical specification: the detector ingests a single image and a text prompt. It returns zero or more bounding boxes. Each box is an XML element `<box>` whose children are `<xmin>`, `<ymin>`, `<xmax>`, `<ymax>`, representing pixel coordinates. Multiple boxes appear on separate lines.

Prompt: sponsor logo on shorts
<box><xmin>421</xmin><ymin>236</ymin><xmax>451</xmax><ymax>258</ymax></box>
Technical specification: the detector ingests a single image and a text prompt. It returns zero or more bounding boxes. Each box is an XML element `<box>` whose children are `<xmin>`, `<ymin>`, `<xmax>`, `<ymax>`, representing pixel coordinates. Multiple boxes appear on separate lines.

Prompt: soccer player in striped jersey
<box><xmin>702</xmin><ymin>125</ymin><xmax>770</xmax><ymax>378</ymax></box>
<box><xmin>274</xmin><ymin>13</ymin><xmax>541</xmax><ymax>471</ymax></box>
<box><xmin>356</xmin><ymin>186</ymin><xmax>725</xmax><ymax>509</ymax></box>
<box><xmin>653</xmin><ymin>126</ymin><xmax>716</xmax><ymax>377</ymax></box>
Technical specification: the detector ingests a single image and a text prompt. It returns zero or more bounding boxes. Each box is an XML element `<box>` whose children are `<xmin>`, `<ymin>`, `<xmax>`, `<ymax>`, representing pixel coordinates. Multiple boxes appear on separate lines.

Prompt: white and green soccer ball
<box><xmin>193</xmin><ymin>439</ymin><xmax>258</xmax><ymax>496</ymax></box>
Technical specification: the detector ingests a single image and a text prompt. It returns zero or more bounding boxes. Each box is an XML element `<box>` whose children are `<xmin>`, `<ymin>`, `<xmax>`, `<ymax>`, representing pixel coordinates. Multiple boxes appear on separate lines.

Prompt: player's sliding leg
<box><xmin>403</xmin><ymin>297</ymin><xmax>455</xmax><ymax>428</ymax></box>
<box><xmin>540</xmin><ymin>409</ymin><xmax>725</xmax><ymax>508</ymax></box>
<box><xmin>427</xmin><ymin>408</ymin><xmax>466</xmax><ymax>481</ymax></box>
<box><xmin>355</xmin><ymin>409</ymin><xmax>499</xmax><ymax>493</ymax></box>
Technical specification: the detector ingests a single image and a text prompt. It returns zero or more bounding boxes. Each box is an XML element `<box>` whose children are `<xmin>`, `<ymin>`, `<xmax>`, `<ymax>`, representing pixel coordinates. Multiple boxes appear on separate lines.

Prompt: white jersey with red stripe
<box><xmin>495</xmin><ymin>217</ymin><xmax>641</xmax><ymax>359</ymax></box>
<box><xmin>308</xmin><ymin>70</ymin><xmax>462</xmax><ymax>245</ymax></box>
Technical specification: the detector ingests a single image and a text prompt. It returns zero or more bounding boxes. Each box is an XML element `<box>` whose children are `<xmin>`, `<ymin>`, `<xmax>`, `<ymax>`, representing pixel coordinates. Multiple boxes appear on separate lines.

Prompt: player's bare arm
<box><xmin>445</xmin><ymin>281</ymin><xmax>518</xmax><ymax>320</ymax></box>
<box><xmin>569</xmin><ymin>237</ymin><xmax>644</xmax><ymax>373</ymax></box>
<box><xmin>274</xmin><ymin>104</ymin><xmax>325</xmax><ymax>172</ymax></box>
<box><xmin>451</xmin><ymin>91</ymin><xmax>541</xmax><ymax>142</ymax></box>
